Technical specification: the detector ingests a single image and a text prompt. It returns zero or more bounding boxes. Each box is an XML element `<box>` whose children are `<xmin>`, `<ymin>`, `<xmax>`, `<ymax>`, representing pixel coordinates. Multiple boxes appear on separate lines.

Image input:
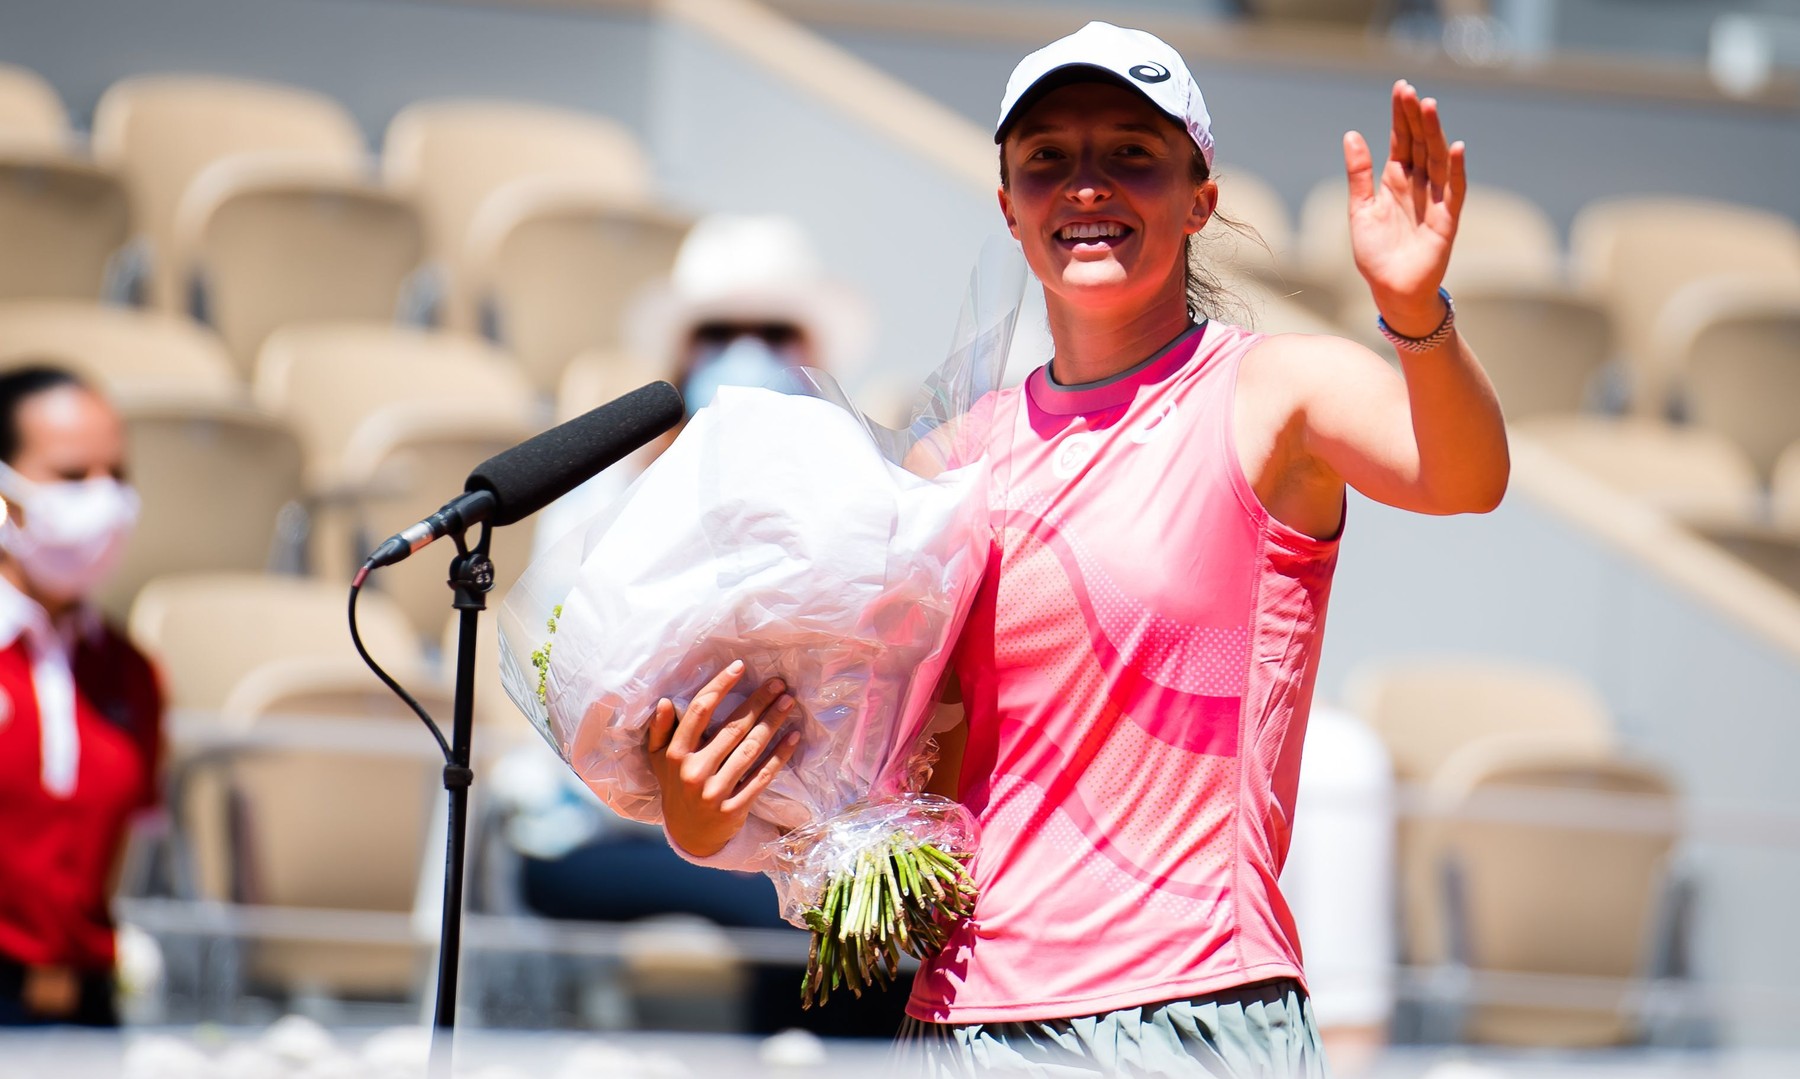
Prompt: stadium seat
<box><xmin>1203</xmin><ymin>169</ymin><xmax>1293</xmax><ymax>278</ymax></box>
<box><xmin>382</xmin><ymin>99</ymin><xmax>653</xmax><ymax>331</ymax></box>
<box><xmin>1423</xmin><ymin>734</ymin><xmax>1680</xmax><ymax>1046</ymax></box>
<box><xmin>464</xmin><ymin>178</ymin><xmax>689</xmax><ymax>393</ymax></box>
<box><xmin>1301</xmin><ymin>178</ymin><xmax>1562</xmax><ymax>326</ymax></box>
<box><xmin>440</xmin><ymin>611</ymin><xmax>536</xmax><ymax>737</ymax></box>
<box><xmin>0</xmin><ymin>63</ymin><xmax>69</xmax><ymax>149</ymax></box>
<box><xmin>0</xmin><ymin>300</ymin><xmax>240</xmax><ymax>402</ymax></box>
<box><xmin>212</xmin><ymin>661</ymin><xmax>447</xmax><ymax>999</ymax></box>
<box><xmin>1774</xmin><ymin>441</ymin><xmax>1800</xmax><ymax>534</ymax></box>
<box><xmin>1451</xmin><ymin>281</ymin><xmax>1612</xmax><ymax>420</ymax></box>
<box><xmin>129</xmin><ymin>572</ymin><xmax>421</xmax><ymax>715</ymax></box>
<box><xmin>98</xmin><ymin>397</ymin><xmax>306</xmax><ymax>622</ymax></box>
<box><xmin>0</xmin><ymin>152</ymin><xmax>130</xmax><ymax>301</ymax></box>
<box><xmin>1569</xmin><ymin>196</ymin><xmax>1800</xmax><ymax>416</ymax></box>
<box><xmin>91</xmin><ymin>74</ymin><xmax>367</xmax><ymax>310</ymax></box>
<box><xmin>254</xmin><ymin>323</ymin><xmax>541</xmax><ymax>636</ymax></box>
<box><xmin>1345</xmin><ymin>658</ymin><xmax>1617</xmax><ymax>972</ymax></box>
<box><xmin>1654</xmin><ymin>276</ymin><xmax>1800</xmax><ymax>480</ymax></box>
<box><xmin>1513</xmin><ymin>415</ymin><xmax>1762</xmax><ymax>529</ymax></box>
<box><xmin>173</xmin><ymin>156</ymin><xmax>424</xmax><ymax>372</ymax></box>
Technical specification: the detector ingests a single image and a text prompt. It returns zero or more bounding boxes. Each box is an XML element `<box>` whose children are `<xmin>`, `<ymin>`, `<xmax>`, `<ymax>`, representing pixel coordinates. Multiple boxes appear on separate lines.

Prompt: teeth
<box><xmin>1059</xmin><ymin>221</ymin><xmax>1125</xmax><ymax>241</ymax></box>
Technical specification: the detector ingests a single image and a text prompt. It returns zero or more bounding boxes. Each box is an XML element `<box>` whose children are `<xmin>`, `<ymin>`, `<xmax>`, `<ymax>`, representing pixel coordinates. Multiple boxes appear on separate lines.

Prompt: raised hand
<box><xmin>1343</xmin><ymin>79</ymin><xmax>1468</xmax><ymax>338</ymax></box>
<box><xmin>647</xmin><ymin>660</ymin><xmax>800</xmax><ymax>857</ymax></box>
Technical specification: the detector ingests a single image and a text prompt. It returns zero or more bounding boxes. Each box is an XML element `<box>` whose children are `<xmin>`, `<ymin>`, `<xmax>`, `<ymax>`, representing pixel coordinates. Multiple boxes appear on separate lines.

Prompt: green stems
<box><xmin>797</xmin><ymin>832</ymin><xmax>977</xmax><ymax>1009</ymax></box>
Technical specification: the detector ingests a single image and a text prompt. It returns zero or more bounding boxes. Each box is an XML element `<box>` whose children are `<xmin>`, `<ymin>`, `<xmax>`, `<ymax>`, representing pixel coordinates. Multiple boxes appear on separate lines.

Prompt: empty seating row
<box><xmin>0</xmin><ymin>64</ymin><xmax>688</xmax><ymax>393</ymax></box>
<box><xmin>1347</xmin><ymin>659</ymin><xmax>1682</xmax><ymax>1047</ymax></box>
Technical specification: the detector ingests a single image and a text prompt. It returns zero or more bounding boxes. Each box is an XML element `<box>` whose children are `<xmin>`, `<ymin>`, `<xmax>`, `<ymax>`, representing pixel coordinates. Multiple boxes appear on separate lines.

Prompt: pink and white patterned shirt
<box><xmin>908</xmin><ymin>320</ymin><xmax>1341</xmax><ymax>1023</ymax></box>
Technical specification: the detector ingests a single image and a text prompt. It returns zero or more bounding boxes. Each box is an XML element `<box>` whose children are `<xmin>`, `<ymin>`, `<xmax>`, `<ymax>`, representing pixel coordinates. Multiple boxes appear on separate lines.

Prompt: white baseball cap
<box><xmin>994</xmin><ymin>21</ymin><xmax>1214</xmax><ymax>169</ymax></box>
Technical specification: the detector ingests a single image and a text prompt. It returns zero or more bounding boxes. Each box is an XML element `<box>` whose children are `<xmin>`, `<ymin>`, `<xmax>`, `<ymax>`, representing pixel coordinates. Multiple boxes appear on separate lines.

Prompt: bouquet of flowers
<box><xmin>498</xmin><ymin>240</ymin><xmax>1029</xmax><ymax>1004</ymax></box>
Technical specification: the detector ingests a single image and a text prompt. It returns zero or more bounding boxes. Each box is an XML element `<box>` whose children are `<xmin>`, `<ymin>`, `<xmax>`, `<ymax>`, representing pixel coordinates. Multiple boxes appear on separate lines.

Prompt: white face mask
<box><xmin>681</xmin><ymin>336</ymin><xmax>801</xmax><ymax>416</ymax></box>
<box><xmin>0</xmin><ymin>461</ymin><xmax>140</xmax><ymax>603</ymax></box>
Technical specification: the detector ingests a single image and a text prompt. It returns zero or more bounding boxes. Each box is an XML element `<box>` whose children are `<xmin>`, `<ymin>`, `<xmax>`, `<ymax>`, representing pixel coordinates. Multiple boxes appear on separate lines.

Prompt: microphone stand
<box><xmin>428</xmin><ymin>520</ymin><xmax>494</xmax><ymax>1079</ymax></box>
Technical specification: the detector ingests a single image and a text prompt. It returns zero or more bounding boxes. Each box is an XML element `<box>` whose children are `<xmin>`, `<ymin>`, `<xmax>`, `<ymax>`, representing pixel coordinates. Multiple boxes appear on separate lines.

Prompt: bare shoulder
<box><xmin>1243</xmin><ymin>330</ymin><xmax>1390</xmax><ymax>377</ymax></box>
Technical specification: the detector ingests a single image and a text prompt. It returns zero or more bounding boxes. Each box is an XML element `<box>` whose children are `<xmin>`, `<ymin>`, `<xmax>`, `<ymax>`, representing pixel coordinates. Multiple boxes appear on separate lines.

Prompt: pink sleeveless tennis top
<box><xmin>908</xmin><ymin>320</ymin><xmax>1342</xmax><ymax>1023</ymax></box>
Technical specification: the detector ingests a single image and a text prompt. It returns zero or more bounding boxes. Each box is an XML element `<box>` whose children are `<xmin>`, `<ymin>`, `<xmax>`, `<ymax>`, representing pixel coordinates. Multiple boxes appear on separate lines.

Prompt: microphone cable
<box><xmin>348</xmin><ymin>561</ymin><xmax>451</xmax><ymax>761</ymax></box>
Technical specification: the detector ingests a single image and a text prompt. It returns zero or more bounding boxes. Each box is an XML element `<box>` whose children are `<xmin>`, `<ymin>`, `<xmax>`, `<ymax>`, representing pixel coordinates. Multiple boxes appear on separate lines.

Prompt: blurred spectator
<box><xmin>532</xmin><ymin>213</ymin><xmax>872</xmax><ymax>554</ymax></box>
<box><xmin>502</xmin><ymin>217</ymin><xmax>899</xmax><ymax>1033</ymax></box>
<box><xmin>0</xmin><ymin>365</ymin><xmax>162</xmax><ymax>1027</ymax></box>
<box><xmin>1281</xmin><ymin>705</ymin><xmax>1397</xmax><ymax>1077</ymax></box>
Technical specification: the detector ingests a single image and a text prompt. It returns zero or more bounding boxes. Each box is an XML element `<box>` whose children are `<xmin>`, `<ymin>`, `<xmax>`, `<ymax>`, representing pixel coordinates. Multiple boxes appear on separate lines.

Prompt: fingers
<box><xmin>707</xmin><ymin>693</ymin><xmax>797</xmax><ymax>800</ymax></box>
<box><xmin>1420</xmin><ymin>96</ymin><xmax>1451</xmax><ymax>199</ymax></box>
<box><xmin>665</xmin><ymin>659</ymin><xmax>745</xmax><ymax>758</ymax></box>
<box><xmin>1388</xmin><ymin>79</ymin><xmax>1413</xmax><ymax>170</ymax></box>
<box><xmin>722</xmin><ymin>731</ymin><xmax>802</xmax><ymax>815</ymax></box>
<box><xmin>693</xmin><ymin>676</ymin><xmax>787</xmax><ymax>771</ymax></box>
<box><xmin>1343</xmin><ymin>131</ymin><xmax>1376</xmax><ymax>207</ymax></box>
<box><xmin>1447</xmin><ymin>140</ymin><xmax>1469</xmax><ymax>221</ymax></box>
<box><xmin>646</xmin><ymin>697</ymin><xmax>677</xmax><ymax>756</ymax></box>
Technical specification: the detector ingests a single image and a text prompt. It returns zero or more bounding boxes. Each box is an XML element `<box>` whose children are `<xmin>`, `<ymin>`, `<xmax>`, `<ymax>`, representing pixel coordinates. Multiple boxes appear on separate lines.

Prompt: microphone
<box><xmin>364</xmin><ymin>381</ymin><xmax>684</xmax><ymax>569</ymax></box>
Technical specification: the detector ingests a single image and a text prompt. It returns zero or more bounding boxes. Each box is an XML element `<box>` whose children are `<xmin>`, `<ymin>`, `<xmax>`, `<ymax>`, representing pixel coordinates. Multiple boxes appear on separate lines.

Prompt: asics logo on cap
<box><xmin>1129</xmin><ymin>62</ymin><xmax>1171</xmax><ymax>84</ymax></box>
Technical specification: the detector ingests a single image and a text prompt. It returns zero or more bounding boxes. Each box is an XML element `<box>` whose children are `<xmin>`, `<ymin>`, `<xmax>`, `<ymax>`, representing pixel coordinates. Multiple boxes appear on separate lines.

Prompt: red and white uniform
<box><xmin>0</xmin><ymin>579</ymin><xmax>162</xmax><ymax>972</ymax></box>
<box><xmin>909</xmin><ymin>321</ymin><xmax>1341</xmax><ymax>1022</ymax></box>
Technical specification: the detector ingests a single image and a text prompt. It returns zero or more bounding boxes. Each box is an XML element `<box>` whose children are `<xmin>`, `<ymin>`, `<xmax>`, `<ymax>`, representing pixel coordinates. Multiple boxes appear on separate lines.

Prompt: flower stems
<box><xmin>797</xmin><ymin>831</ymin><xmax>977</xmax><ymax>1008</ymax></box>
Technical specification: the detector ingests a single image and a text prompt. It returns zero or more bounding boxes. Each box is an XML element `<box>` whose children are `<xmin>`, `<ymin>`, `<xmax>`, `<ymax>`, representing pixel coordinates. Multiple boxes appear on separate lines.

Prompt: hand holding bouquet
<box><xmin>500</xmin><ymin>383</ymin><xmax>991</xmax><ymax>1004</ymax></box>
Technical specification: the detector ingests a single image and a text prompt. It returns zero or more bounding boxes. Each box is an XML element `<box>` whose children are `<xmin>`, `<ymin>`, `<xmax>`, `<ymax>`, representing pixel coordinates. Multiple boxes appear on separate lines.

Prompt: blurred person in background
<box><xmin>1280</xmin><ymin>705</ymin><xmax>1397</xmax><ymax>1077</ymax></box>
<box><xmin>531</xmin><ymin>213</ymin><xmax>871</xmax><ymax>553</ymax></box>
<box><xmin>498</xmin><ymin>216</ymin><xmax>899</xmax><ymax>1033</ymax></box>
<box><xmin>0</xmin><ymin>365</ymin><xmax>160</xmax><ymax>1027</ymax></box>
<box><xmin>648</xmin><ymin>20</ymin><xmax>1507</xmax><ymax>1076</ymax></box>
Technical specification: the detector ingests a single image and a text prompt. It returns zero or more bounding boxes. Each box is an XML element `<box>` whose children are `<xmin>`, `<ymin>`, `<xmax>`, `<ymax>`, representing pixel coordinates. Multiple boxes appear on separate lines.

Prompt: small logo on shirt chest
<box><xmin>1051</xmin><ymin>432</ymin><xmax>1101</xmax><ymax>479</ymax></box>
<box><xmin>1130</xmin><ymin>401</ymin><xmax>1178</xmax><ymax>444</ymax></box>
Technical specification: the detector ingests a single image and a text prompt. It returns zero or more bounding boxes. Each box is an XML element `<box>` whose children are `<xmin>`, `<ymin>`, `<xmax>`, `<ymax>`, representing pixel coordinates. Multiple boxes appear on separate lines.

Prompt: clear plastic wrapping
<box><xmin>496</xmin><ymin>239</ymin><xmax>1029</xmax><ymax>978</ymax></box>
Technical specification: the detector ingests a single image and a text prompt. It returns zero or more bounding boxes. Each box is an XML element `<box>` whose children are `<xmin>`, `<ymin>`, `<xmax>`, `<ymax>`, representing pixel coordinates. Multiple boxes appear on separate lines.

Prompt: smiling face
<box><xmin>999</xmin><ymin>79</ymin><xmax>1216</xmax><ymax>321</ymax></box>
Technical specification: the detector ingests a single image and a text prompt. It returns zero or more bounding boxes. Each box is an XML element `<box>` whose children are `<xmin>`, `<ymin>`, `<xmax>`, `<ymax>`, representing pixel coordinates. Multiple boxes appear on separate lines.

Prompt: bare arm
<box><xmin>1257</xmin><ymin>81</ymin><xmax>1507</xmax><ymax>518</ymax></box>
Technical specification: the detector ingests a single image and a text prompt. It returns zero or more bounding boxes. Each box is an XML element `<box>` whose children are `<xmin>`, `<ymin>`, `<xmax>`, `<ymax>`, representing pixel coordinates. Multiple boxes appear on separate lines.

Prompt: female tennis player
<box><xmin>646</xmin><ymin>21</ymin><xmax>1509</xmax><ymax>1076</ymax></box>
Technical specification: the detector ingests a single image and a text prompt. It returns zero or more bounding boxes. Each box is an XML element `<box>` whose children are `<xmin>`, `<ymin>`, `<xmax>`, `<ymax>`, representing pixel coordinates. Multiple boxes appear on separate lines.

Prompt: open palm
<box><xmin>1344</xmin><ymin>80</ymin><xmax>1467</xmax><ymax>336</ymax></box>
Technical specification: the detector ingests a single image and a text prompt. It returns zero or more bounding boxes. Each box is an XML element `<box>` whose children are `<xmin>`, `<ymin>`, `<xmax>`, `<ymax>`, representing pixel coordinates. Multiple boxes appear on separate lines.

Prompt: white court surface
<box><xmin>0</xmin><ymin>1024</ymin><xmax>1798</xmax><ymax>1079</ymax></box>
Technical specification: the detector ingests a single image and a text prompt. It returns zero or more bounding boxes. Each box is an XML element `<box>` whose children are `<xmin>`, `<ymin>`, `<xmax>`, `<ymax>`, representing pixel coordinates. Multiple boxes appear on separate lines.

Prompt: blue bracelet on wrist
<box><xmin>1376</xmin><ymin>286</ymin><xmax>1455</xmax><ymax>353</ymax></box>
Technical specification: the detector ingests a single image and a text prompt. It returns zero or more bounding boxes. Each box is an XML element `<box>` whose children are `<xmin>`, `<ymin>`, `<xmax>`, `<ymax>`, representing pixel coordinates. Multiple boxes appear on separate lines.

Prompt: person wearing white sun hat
<box><xmin>531</xmin><ymin>212</ymin><xmax>874</xmax><ymax>555</ymax></box>
<box><xmin>647</xmin><ymin>19</ymin><xmax>1508</xmax><ymax>1076</ymax></box>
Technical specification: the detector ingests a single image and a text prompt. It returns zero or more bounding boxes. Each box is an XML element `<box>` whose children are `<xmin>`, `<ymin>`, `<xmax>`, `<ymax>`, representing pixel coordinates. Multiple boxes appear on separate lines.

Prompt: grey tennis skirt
<box><xmin>895</xmin><ymin>978</ymin><xmax>1329</xmax><ymax>1078</ymax></box>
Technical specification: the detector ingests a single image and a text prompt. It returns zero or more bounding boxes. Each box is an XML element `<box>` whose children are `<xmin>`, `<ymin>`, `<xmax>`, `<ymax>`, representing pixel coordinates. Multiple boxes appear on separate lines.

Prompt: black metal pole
<box><xmin>428</xmin><ymin>525</ymin><xmax>494</xmax><ymax>1079</ymax></box>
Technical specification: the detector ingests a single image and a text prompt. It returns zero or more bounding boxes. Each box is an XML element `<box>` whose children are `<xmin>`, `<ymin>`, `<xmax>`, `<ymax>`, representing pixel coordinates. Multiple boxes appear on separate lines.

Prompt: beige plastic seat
<box><xmin>1302</xmin><ymin>178</ymin><xmax>1562</xmax><ymax>327</ymax></box>
<box><xmin>91</xmin><ymin>74</ymin><xmax>366</xmax><ymax>310</ymax></box>
<box><xmin>210</xmin><ymin>660</ymin><xmax>447</xmax><ymax>998</ymax></box>
<box><xmin>1425</xmin><ymin>735</ymin><xmax>1679</xmax><ymax>1046</ymax></box>
<box><xmin>440</xmin><ymin>611</ymin><xmax>535</xmax><ymax>739</ymax></box>
<box><xmin>98</xmin><ymin>398</ymin><xmax>306</xmax><ymax>622</ymax></box>
<box><xmin>0</xmin><ymin>300</ymin><xmax>239</xmax><ymax>402</ymax></box>
<box><xmin>255</xmin><ymin>324</ymin><xmax>540</xmax><ymax>636</ymax></box>
<box><xmin>1570</xmin><ymin>196</ymin><xmax>1800</xmax><ymax>415</ymax></box>
<box><xmin>129</xmin><ymin>572</ymin><xmax>421</xmax><ymax>715</ymax></box>
<box><xmin>556</xmin><ymin>347</ymin><xmax>674</xmax><ymax>424</ymax></box>
<box><xmin>1202</xmin><ymin>169</ymin><xmax>1293</xmax><ymax>278</ymax></box>
<box><xmin>1451</xmin><ymin>281</ymin><xmax>1611</xmax><ymax>420</ymax></box>
<box><xmin>1774</xmin><ymin>441</ymin><xmax>1800</xmax><ymax>535</ymax></box>
<box><xmin>1345</xmin><ymin>658</ymin><xmax>1616</xmax><ymax>971</ymax></box>
<box><xmin>0</xmin><ymin>151</ymin><xmax>130</xmax><ymax>301</ymax></box>
<box><xmin>173</xmin><ymin>156</ymin><xmax>424</xmax><ymax>372</ymax></box>
<box><xmin>465</xmin><ymin>178</ymin><xmax>689</xmax><ymax>392</ymax></box>
<box><xmin>1653</xmin><ymin>276</ymin><xmax>1800</xmax><ymax>480</ymax></box>
<box><xmin>0</xmin><ymin>64</ymin><xmax>69</xmax><ymax>149</ymax></box>
<box><xmin>1346</xmin><ymin>658</ymin><xmax>1615</xmax><ymax>786</ymax></box>
<box><xmin>1513</xmin><ymin>415</ymin><xmax>1762</xmax><ymax>529</ymax></box>
<box><xmin>382</xmin><ymin>99</ymin><xmax>653</xmax><ymax>330</ymax></box>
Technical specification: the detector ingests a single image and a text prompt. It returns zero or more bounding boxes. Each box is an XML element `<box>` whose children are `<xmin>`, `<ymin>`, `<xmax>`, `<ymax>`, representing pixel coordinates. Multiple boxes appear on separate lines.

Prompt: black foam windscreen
<box><xmin>465</xmin><ymin>381</ymin><xmax>684</xmax><ymax>526</ymax></box>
